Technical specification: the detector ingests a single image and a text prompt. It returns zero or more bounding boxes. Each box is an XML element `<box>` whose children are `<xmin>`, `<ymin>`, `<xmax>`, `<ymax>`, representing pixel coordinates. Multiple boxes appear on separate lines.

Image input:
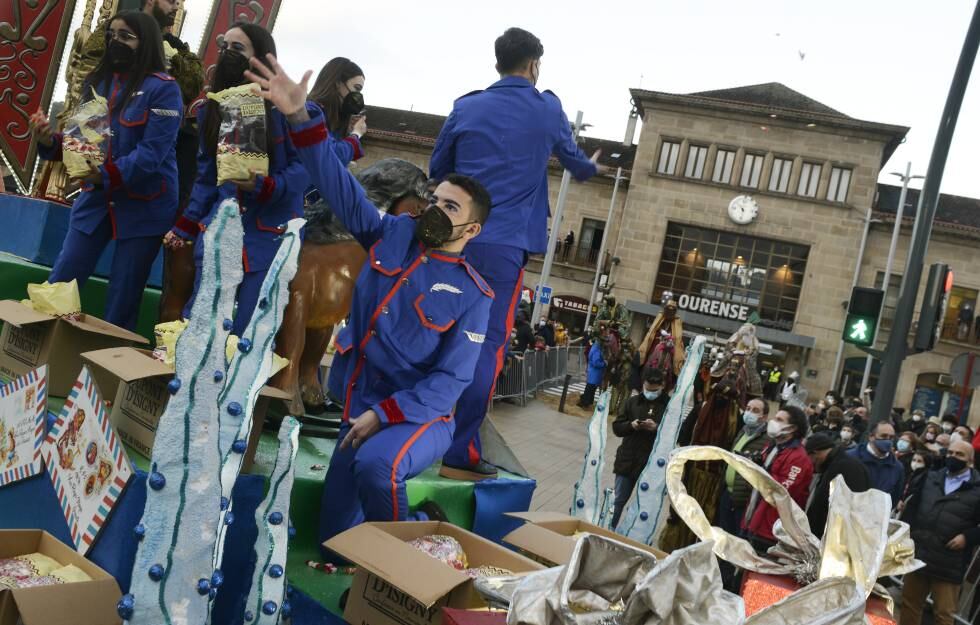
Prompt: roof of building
<box><xmin>876</xmin><ymin>183</ymin><xmax>980</xmax><ymax>235</ymax></box>
<box><xmin>363</xmin><ymin>105</ymin><xmax>637</xmax><ymax>171</ymax></box>
<box><xmin>630</xmin><ymin>82</ymin><xmax>909</xmax><ymax>166</ymax></box>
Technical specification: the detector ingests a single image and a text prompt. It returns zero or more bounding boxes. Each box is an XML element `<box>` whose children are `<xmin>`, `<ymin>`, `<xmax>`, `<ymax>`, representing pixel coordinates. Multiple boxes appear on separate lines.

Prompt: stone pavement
<box><xmin>489</xmin><ymin>397</ymin><xmax>618</xmax><ymax>513</ymax></box>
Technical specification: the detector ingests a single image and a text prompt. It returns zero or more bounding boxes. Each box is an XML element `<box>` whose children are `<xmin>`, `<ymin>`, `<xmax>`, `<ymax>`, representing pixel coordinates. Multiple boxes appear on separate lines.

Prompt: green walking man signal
<box><xmin>842</xmin><ymin>287</ymin><xmax>884</xmax><ymax>347</ymax></box>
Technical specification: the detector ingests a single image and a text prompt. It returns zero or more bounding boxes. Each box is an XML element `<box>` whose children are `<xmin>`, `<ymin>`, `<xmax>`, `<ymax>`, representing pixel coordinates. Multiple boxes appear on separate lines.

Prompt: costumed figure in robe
<box><xmin>659</xmin><ymin>357</ymin><xmax>747</xmax><ymax>552</ymax></box>
<box><xmin>590</xmin><ymin>292</ymin><xmax>630</xmax><ymax>340</ymax></box>
<box><xmin>638</xmin><ymin>293</ymin><xmax>685</xmax><ymax>391</ymax></box>
<box><xmin>711</xmin><ymin>321</ymin><xmax>764</xmax><ymax>398</ymax></box>
<box><xmin>606</xmin><ymin>336</ymin><xmax>638</xmax><ymax>417</ymax></box>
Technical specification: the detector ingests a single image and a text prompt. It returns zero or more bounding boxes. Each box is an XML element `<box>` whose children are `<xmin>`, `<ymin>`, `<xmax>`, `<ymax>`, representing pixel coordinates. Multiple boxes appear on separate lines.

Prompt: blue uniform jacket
<box><xmin>847</xmin><ymin>443</ymin><xmax>905</xmax><ymax>506</ymax></box>
<box><xmin>39</xmin><ymin>72</ymin><xmax>182</xmax><ymax>239</ymax></box>
<box><xmin>302</xmin><ymin>129</ymin><xmax>363</xmax><ymax>207</ymax></box>
<box><xmin>173</xmin><ymin>104</ymin><xmax>309</xmax><ymax>273</ymax></box>
<box><xmin>288</xmin><ymin>108</ymin><xmax>493</xmax><ymax>426</ymax></box>
<box><xmin>429</xmin><ymin>76</ymin><xmax>597</xmax><ymax>254</ymax></box>
<box><xmin>586</xmin><ymin>341</ymin><xmax>606</xmax><ymax>386</ymax></box>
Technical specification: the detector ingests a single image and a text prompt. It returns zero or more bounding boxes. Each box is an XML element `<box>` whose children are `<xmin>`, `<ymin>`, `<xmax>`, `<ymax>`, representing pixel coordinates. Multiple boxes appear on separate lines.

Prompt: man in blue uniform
<box><xmin>430</xmin><ymin>27</ymin><xmax>601</xmax><ymax>479</ymax></box>
<box><xmin>244</xmin><ymin>55</ymin><xmax>494</xmax><ymax>541</ymax></box>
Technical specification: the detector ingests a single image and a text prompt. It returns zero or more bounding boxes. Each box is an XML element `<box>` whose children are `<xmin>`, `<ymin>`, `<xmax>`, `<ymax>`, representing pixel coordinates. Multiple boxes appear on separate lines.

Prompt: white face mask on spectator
<box><xmin>951</xmin><ymin>432</ymin><xmax>964</xmax><ymax>445</ymax></box>
<box><xmin>841</xmin><ymin>430</ymin><xmax>854</xmax><ymax>442</ymax></box>
<box><xmin>911</xmin><ymin>460</ymin><xmax>926</xmax><ymax>471</ymax></box>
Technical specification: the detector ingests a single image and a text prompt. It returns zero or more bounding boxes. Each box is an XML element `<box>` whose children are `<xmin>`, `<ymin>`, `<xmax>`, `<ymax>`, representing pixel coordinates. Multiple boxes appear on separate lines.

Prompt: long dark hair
<box><xmin>307</xmin><ymin>57</ymin><xmax>364</xmax><ymax>135</ymax></box>
<box><xmin>85</xmin><ymin>11</ymin><xmax>165</xmax><ymax>110</ymax></box>
<box><xmin>202</xmin><ymin>22</ymin><xmax>277</xmax><ymax>161</ymax></box>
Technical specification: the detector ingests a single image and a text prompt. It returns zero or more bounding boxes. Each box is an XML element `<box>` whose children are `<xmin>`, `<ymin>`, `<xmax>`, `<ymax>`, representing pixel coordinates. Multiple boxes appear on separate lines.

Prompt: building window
<box><xmin>942</xmin><ymin>285</ymin><xmax>979</xmax><ymax>343</ymax></box>
<box><xmin>684</xmin><ymin>145</ymin><xmax>708</xmax><ymax>179</ymax></box>
<box><xmin>827</xmin><ymin>166</ymin><xmax>852</xmax><ymax>203</ymax></box>
<box><xmin>712</xmin><ymin>149</ymin><xmax>736</xmax><ymax>184</ymax></box>
<box><xmin>657</xmin><ymin>141</ymin><xmax>681</xmax><ymax>175</ymax></box>
<box><xmin>769</xmin><ymin>157</ymin><xmax>793</xmax><ymax>193</ymax></box>
<box><xmin>740</xmin><ymin>153</ymin><xmax>764</xmax><ymax>188</ymax></box>
<box><xmin>873</xmin><ymin>271</ymin><xmax>903</xmax><ymax>330</ymax></box>
<box><xmin>653</xmin><ymin>222</ymin><xmax>810</xmax><ymax>330</ymax></box>
<box><xmin>797</xmin><ymin>162</ymin><xmax>822</xmax><ymax>197</ymax></box>
<box><xmin>563</xmin><ymin>217</ymin><xmax>607</xmax><ymax>269</ymax></box>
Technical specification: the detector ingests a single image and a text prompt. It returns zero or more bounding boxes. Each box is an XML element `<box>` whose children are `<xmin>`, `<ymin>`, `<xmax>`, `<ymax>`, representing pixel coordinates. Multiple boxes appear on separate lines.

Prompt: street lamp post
<box><xmin>531</xmin><ymin>111</ymin><xmax>587</xmax><ymax>324</ymax></box>
<box><xmin>583</xmin><ymin>167</ymin><xmax>625</xmax><ymax>333</ymax></box>
<box><xmin>859</xmin><ymin>163</ymin><xmax>924</xmax><ymax>394</ymax></box>
<box><xmin>832</xmin><ymin>208</ymin><xmax>879</xmax><ymax>392</ymax></box>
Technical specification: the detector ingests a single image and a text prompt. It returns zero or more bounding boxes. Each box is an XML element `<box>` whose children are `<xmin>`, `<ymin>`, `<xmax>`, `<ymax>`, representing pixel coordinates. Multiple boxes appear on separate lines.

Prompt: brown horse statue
<box><xmin>159</xmin><ymin>158</ymin><xmax>429</xmax><ymax>415</ymax></box>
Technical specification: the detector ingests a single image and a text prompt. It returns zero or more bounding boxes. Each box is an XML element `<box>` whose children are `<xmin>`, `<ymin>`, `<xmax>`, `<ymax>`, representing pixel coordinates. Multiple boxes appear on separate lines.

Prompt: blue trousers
<box><xmin>50</xmin><ymin>218</ymin><xmax>160</xmax><ymax>330</ymax></box>
<box><xmin>612</xmin><ymin>473</ymin><xmax>637</xmax><ymax>530</ymax></box>
<box><xmin>319</xmin><ymin>417</ymin><xmax>454</xmax><ymax>544</ymax></box>
<box><xmin>443</xmin><ymin>243</ymin><xmax>525</xmax><ymax>467</ymax></box>
<box><xmin>184</xmin><ymin>259</ymin><xmax>266</xmax><ymax>336</ymax></box>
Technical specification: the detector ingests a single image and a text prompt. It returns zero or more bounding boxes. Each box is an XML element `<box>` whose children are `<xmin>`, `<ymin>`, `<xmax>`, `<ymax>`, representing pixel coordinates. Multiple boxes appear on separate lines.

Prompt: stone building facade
<box><xmin>355</xmin><ymin>84</ymin><xmax>980</xmax><ymax>425</ymax></box>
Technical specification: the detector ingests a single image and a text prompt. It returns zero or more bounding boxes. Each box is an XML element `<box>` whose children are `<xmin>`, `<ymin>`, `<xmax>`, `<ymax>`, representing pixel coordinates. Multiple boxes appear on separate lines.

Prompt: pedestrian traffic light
<box><xmin>842</xmin><ymin>287</ymin><xmax>884</xmax><ymax>347</ymax></box>
<box><xmin>913</xmin><ymin>263</ymin><xmax>953</xmax><ymax>352</ymax></box>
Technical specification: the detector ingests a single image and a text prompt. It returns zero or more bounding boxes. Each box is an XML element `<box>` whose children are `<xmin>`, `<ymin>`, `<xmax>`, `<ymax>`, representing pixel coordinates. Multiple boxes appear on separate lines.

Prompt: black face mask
<box><xmin>213</xmin><ymin>50</ymin><xmax>251</xmax><ymax>90</ymax></box>
<box><xmin>946</xmin><ymin>456</ymin><xmax>968</xmax><ymax>474</ymax></box>
<box><xmin>415</xmin><ymin>206</ymin><xmax>474</xmax><ymax>249</ymax></box>
<box><xmin>341</xmin><ymin>91</ymin><xmax>364</xmax><ymax>116</ymax></box>
<box><xmin>106</xmin><ymin>40</ymin><xmax>136</xmax><ymax>72</ymax></box>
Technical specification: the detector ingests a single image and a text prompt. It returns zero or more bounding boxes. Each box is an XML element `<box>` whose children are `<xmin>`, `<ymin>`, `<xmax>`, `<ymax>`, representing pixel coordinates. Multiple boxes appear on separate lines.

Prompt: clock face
<box><xmin>728</xmin><ymin>195</ymin><xmax>759</xmax><ymax>225</ymax></box>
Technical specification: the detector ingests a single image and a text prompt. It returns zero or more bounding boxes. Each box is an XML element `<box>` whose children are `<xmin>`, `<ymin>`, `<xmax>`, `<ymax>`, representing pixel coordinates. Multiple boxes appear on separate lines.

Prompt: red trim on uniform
<box><xmin>104</xmin><ymin>160</ymin><xmax>124</xmax><ymax>190</ymax></box>
<box><xmin>152</xmin><ymin>72</ymin><xmax>175</xmax><ymax>81</ymax></box>
<box><xmin>414</xmin><ymin>294</ymin><xmax>455</xmax><ymax>332</ymax></box>
<box><xmin>369</xmin><ymin>240</ymin><xmax>402</xmax><ymax>276</ymax></box>
<box><xmin>343</xmin><ymin>136</ymin><xmax>364</xmax><ymax>160</ymax></box>
<box><xmin>126</xmin><ymin>180</ymin><xmax>166</xmax><ymax>201</ymax></box>
<box><xmin>390</xmin><ymin>417</ymin><xmax>453</xmax><ymax>519</ymax></box>
<box><xmin>119</xmin><ymin>110</ymin><xmax>148</xmax><ymax>127</ymax></box>
<box><xmin>464</xmin><ymin>263</ymin><xmax>495</xmax><ymax>298</ymax></box>
<box><xmin>342</xmin><ymin>254</ymin><xmax>427</xmax><ymax>422</ymax></box>
<box><xmin>333</xmin><ymin>338</ymin><xmax>352</xmax><ymax>354</ymax></box>
<box><xmin>428</xmin><ymin>250</ymin><xmax>464</xmax><ymax>264</ymax></box>
<box><xmin>242</xmin><ymin>248</ymin><xmax>250</xmax><ymax>273</ymax></box>
<box><xmin>467</xmin><ymin>440</ymin><xmax>480</xmax><ymax>467</ymax></box>
<box><xmin>289</xmin><ymin>122</ymin><xmax>329</xmax><ymax>148</ymax></box>
<box><xmin>256</xmin><ymin>175</ymin><xmax>276</xmax><ymax>202</ymax></box>
<box><xmin>255</xmin><ymin>216</ymin><xmax>285</xmax><ymax>233</ymax></box>
<box><xmin>174</xmin><ymin>215</ymin><xmax>198</xmax><ymax>234</ymax></box>
<box><xmin>379</xmin><ymin>398</ymin><xmax>406</xmax><ymax>424</ymax></box>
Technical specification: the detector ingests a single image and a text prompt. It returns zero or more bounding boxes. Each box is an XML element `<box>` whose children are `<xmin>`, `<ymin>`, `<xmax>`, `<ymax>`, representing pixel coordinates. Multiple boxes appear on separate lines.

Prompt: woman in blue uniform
<box><xmin>32</xmin><ymin>11</ymin><xmax>182</xmax><ymax>330</ymax></box>
<box><xmin>307</xmin><ymin>57</ymin><xmax>367</xmax><ymax>165</ymax></box>
<box><xmin>165</xmin><ymin>23</ymin><xmax>308</xmax><ymax>335</ymax></box>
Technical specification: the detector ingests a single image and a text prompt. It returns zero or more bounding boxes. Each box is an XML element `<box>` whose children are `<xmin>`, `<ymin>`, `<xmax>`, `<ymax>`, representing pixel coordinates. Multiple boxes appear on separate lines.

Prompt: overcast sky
<box><xmin>62</xmin><ymin>0</ymin><xmax>980</xmax><ymax>198</ymax></box>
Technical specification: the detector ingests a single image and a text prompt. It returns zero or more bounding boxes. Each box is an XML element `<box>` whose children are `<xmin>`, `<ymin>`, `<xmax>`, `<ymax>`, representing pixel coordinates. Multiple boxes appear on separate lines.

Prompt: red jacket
<box><xmin>747</xmin><ymin>440</ymin><xmax>814</xmax><ymax>542</ymax></box>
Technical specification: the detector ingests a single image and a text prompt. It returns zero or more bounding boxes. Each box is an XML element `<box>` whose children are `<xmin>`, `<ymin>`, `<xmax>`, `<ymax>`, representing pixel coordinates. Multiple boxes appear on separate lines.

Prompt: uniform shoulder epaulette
<box><xmin>462</xmin><ymin>261</ymin><xmax>494</xmax><ymax>299</ymax></box>
<box><xmin>455</xmin><ymin>89</ymin><xmax>484</xmax><ymax>102</ymax></box>
<box><xmin>151</xmin><ymin>72</ymin><xmax>176</xmax><ymax>81</ymax></box>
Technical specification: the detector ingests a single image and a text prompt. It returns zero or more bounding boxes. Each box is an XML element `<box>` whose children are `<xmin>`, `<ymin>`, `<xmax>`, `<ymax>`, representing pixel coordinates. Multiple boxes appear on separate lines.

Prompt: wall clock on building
<box><xmin>728</xmin><ymin>195</ymin><xmax>759</xmax><ymax>225</ymax></box>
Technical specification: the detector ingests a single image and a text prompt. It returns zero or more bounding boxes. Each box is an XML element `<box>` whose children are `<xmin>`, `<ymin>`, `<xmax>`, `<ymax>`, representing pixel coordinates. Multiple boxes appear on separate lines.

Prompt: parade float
<box><xmin>0</xmin><ymin>2</ymin><xmax>924</xmax><ymax>624</ymax></box>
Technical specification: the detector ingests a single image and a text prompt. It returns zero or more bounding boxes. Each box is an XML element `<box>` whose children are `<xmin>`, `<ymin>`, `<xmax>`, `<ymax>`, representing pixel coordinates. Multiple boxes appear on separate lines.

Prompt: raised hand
<box><xmin>244</xmin><ymin>54</ymin><xmax>312</xmax><ymax>119</ymax></box>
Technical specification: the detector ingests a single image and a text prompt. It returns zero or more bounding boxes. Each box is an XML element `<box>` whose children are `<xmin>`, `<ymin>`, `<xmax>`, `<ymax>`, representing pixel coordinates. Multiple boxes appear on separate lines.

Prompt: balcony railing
<box><xmin>941</xmin><ymin>320</ymin><xmax>980</xmax><ymax>347</ymax></box>
<box><xmin>554</xmin><ymin>243</ymin><xmax>611</xmax><ymax>270</ymax></box>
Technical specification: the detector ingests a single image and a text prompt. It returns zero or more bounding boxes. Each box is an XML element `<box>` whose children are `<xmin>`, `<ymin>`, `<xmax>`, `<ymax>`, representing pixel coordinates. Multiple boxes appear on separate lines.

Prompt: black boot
<box><xmin>417</xmin><ymin>500</ymin><xmax>449</xmax><ymax>523</ymax></box>
<box><xmin>439</xmin><ymin>459</ymin><xmax>499</xmax><ymax>481</ymax></box>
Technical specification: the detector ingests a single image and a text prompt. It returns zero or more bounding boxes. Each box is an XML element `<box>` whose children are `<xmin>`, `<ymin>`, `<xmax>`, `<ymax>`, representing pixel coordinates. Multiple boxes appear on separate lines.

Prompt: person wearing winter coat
<box><xmin>577</xmin><ymin>331</ymin><xmax>607</xmax><ymax>409</ymax></box>
<box><xmin>847</xmin><ymin>421</ymin><xmax>905</xmax><ymax>507</ymax></box>
<box><xmin>745</xmin><ymin>405</ymin><xmax>813</xmax><ymax>549</ymax></box>
<box><xmin>899</xmin><ymin>440</ymin><xmax>980</xmax><ymax>625</ymax></box>
<box><xmin>803</xmin><ymin>432</ymin><xmax>870</xmax><ymax>537</ymax></box>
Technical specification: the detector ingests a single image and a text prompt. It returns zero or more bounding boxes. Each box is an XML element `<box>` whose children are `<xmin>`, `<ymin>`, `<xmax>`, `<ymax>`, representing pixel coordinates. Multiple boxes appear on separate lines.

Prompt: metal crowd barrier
<box><xmin>491</xmin><ymin>345</ymin><xmax>585</xmax><ymax>407</ymax></box>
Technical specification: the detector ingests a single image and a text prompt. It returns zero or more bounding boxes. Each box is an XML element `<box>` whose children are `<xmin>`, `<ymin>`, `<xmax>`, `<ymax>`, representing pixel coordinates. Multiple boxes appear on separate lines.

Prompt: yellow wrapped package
<box><xmin>62</xmin><ymin>88</ymin><xmax>110</xmax><ymax>179</ymax></box>
<box><xmin>22</xmin><ymin>280</ymin><xmax>82</xmax><ymax>316</ymax></box>
<box><xmin>226</xmin><ymin>335</ymin><xmax>289</xmax><ymax>377</ymax></box>
<box><xmin>206</xmin><ymin>83</ymin><xmax>269</xmax><ymax>184</ymax></box>
<box><xmin>152</xmin><ymin>319</ymin><xmax>189</xmax><ymax>366</ymax></box>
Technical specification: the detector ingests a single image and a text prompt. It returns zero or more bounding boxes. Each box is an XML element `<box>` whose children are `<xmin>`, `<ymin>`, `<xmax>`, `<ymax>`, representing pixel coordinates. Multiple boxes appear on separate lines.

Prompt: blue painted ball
<box><xmin>220</xmin><ymin>497</ymin><xmax>229</xmax><ymax>511</ymax></box>
<box><xmin>590</xmin><ymin>459</ymin><xmax>597</xmax><ymax>466</ymax></box>
<box><xmin>211</xmin><ymin>570</ymin><xmax>224</xmax><ymax>588</ymax></box>
<box><xmin>656</xmin><ymin>458</ymin><xmax>666</xmax><ymax>467</ymax></box>
<box><xmin>225</xmin><ymin>511</ymin><xmax>235</xmax><ymax>525</ymax></box>
<box><xmin>134</xmin><ymin>524</ymin><xmax>146</xmax><ymax>540</ymax></box>
<box><xmin>268</xmin><ymin>564</ymin><xmax>284</xmax><ymax>578</ymax></box>
<box><xmin>214</xmin><ymin>370</ymin><xmax>224</xmax><ymax>383</ymax></box>
<box><xmin>149</xmin><ymin>471</ymin><xmax>166</xmax><ymax>490</ymax></box>
<box><xmin>232</xmin><ymin>439</ymin><xmax>247</xmax><ymax>454</ymax></box>
<box><xmin>258</xmin><ymin>298</ymin><xmax>268</xmax><ymax>309</ymax></box>
<box><xmin>640</xmin><ymin>512</ymin><xmax>649</xmax><ymax>521</ymax></box>
<box><xmin>167</xmin><ymin>378</ymin><xmax>181</xmax><ymax>394</ymax></box>
<box><xmin>576</xmin><ymin>499</ymin><xmax>585</xmax><ymax>509</ymax></box>
<box><xmin>281</xmin><ymin>601</ymin><xmax>292</xmax><ymax>618</ymax></box>
<box><xmin>262</xmin><ymin>601</ymin><xmax>278</xmax><ymax>615</ymax></box>
<box><xmin>148</xmin><ymin>564</ymin><xmax>165</xmax><ymax>581</ymax></box>
<box><xmin>197</xmin><ymin>578</ymin><xmax>210</xmax><ymax>595</ymax></box>
<box><xmin>116</xmin><ymin>594</ymin><xmax>135</xmax><ymax>619</ymax></box>
<box><xmin>222</xmin><ymin>319</ymin><xmax>233</xmax><ymax>331</ymax></box>
<box><xmin>238</xmin><ymin>338</ymin><xmax>253</xmax><ymax>353</ymax></box>
<box><xmin>227</xmin><ymin>402</ymin><xmax>242</xmax><ymax>417</ymax></box>
<box><xmin>640</xmin><ymin>482</ymin><xmax>649</xmax><ymax>492</ymax></box>
<box><xmin>268</xmin><ymin>511</ymin><xmax>284</xmax><ymax>525</ymax></box>
<box><xmin>245</xmin><ymin>611</ymin><xmax>254</xmax><ymax>622</ymax></box>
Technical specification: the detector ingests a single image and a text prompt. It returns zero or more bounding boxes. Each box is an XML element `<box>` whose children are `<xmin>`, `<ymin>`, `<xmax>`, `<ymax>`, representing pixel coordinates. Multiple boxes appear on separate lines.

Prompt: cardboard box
<box><xmin>0</xmin><ymin>529</ymin><xmax>122</xmax><ymax>625</ymax></box>
<box><xmin>502</xmin><ymin>512</ymin><xmax>668</xmax><ymax>566</ymax></box>
<box><xmin>442</xmin><ymin>608</ymin><xmax>506</xmax><ymax>625</ymax></box>
<box><xmin>325</xmin><ymin>521</ymin><xmax>543</xmax><ymax>625</ymax></box>
<box><xmin>0</xmin><ymin>300</ymin><xmax>147</xmax><ymax>396</ymax></box>
<box><xmin>81</xmin><ymin>347</ymin><xmax>291</xmax><ymax>464</ymax></box>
